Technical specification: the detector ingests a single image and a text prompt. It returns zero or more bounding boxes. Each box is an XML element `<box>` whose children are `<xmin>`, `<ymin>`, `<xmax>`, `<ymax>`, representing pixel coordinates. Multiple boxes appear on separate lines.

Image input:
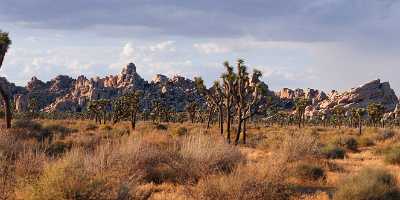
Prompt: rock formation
<box><xmin>5</xmin><ymin>62</ymin><xmax>399</xmax><ymax>118</ymax></box>
<box><xmin>303</xmin><ymin>79</ymin><xmax>399</xmax><ymax>118</ymax></box>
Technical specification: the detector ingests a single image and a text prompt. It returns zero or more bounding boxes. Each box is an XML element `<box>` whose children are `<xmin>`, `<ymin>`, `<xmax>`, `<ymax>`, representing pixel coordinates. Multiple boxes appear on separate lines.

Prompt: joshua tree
<box><xmin>112</xmin><ymin>91</ymin><xmax>142</xmax><ymax>129</ymax></box>
<box><xmin>355</xmin><ymin>108</ymin><xmax>366</xmax><ymax>135</ymax></box>
<box><xmin>367</xmin><ymin>103</ymin><xmax>385</xmax><ymax>127</ymax></box>
<box><xmin>185</xmin><ymin>101</ymin><xmax>197</xmax><ymax>123</ymax></box>
<box><xmin>221</xmin><ymin>61</ymin><xmax>237</xmax><ymax>143</ymax></box>
<box><xmin>28</xmin><ymin>96</ymin><xmax>39</xmax><ymax>118</ymax></box>
<box><xmin>194</xmin><ymin>77</ymin><xmax>224</xmax><ymax>130</ymax></box>
<box><xmin>88</xmin><ymin>99</ymin><xmax>110</xmax><ymax>124</ymax></box>
<box><xmin>126</xmin><ymin>91</ymin><xmax>142</xmax><ymax>129</ymax></box>
<box><xmin>0</xmin><ymin>30</ymin><xmax>12</xmax><ymax>128</ymax></box>
<box><xmin>294</xmin><ymin>98</ymin><xmax>309</xmax><ymax>128</ymax></box>
<box><xmin>333</xmin><ymin>105</ymin><xmax>346</xmax><ymax>129</ymax></box>
<box><xmin>233</xmin><ymin>60</ymin><xmax>265</xmax><ymax>144</ymax></box>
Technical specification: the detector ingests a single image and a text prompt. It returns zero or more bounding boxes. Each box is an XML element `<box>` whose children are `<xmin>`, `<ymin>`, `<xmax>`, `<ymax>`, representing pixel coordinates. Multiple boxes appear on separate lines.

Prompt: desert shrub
<box><xmin>384</xmin><ymin>146</ymin><xmax>400</xmax><ymax>165</ymax></box>
<box><xmin>275</xmin><ymin>132</ymin><xmax>321</xmax><ymax>163</ymax></box>
<box><xmin>85</xmin><ymin>123</ymin><xmax>98</xmax><ymax>131</ymax></box>
<box><xmin>44</xmin><ymin>124</ymin><xmax>75</xmax><ymax>136</ymax></box>
<box><xmin>321</xmin><ymin>145</ymin><xmax>345</xmax><ymax>159</ymax></box>
<box><xmin>180</xmin><ymin>134</ymin><xmax>244</xmax><ymax>177</ymax></box>
<box><xmin>357</xmin><ymin>137</ymin><xmax>375</xmax><ymax>147</ymax></box>
<box><xmin>12</xmin><ymin>119</ymin><xmax>42</xmax><ymax>131</ymax></box>
<box><xmin>154</xmin><ymin>124</ymin><xmax>168</xmax><ymax>130</ymax></box>
<box><xmin>293</xmin><ymin>163</ymin><xmax>325</xmax><ymax>181</ymax></box>
<box><xmin>11</xmin><ymin>119</ymin><xmax>72</xmax><ymax>141</ymax></box>
<box><xmin>192</xmin><ymin>165</ymin><xmax>290</xmax><ymax>200</ymax></box>
<box><xmin>19</xmin><ymin>150</ymin><xmax>110</xmax><ymax>200</ymax></box>
<box><xmin>376</xmin><ymin>130</ymin><xmax>396</xmax><ymax>141</ymax></box>
<box><xmin>334</xmin><ymin>168</ymin><xmax>400</xmax><ymax>200</ymax></box>
<box><xmin>332</xmin><ymin>136</ymin><xmax>358</xmax><ymax>151</ymax></box>
<box><xmin>172</xmin><ymin>127</ymin><xmax>188</xmax><ymax>137</ymax></box>
<box><xmin>100</xmin><ymin>124</ymin><xmax>113</xmax><ymax>131</ymax></box>
<box><xmin>45</xmin><ymin>141</ymin><xmax>72</xmax><ymax>157</ymax></box>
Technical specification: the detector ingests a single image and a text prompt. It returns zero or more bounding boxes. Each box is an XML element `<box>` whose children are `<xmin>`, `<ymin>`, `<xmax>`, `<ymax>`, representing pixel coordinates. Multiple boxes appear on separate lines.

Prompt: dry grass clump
<box><xmin>357</xmin><ymin>136</ymin><xmax>375</xmax><ymax>147</ymax></box>
<box><xmin>334</xmin><ymin>168</ymin><xmax>400</xmax><ymax>200</ymax></box>
<box><xmin>192</xmin><ymin>164</ymin><xmax>291</xmax><ymax>200</ymax></box>
<box><xmin>171</xmin><ymin>126</ymin><xmax>188</xmax><ymax>137</ymax></box>
<box><xmin>180</xmin><ymin>134</ymin><xmax>245</xmax><ymax>178</ymax></box>
<box><xmin>383</xmin><ymin>146</ymin><xmax>400</xmax><ymax>165</ymax></box>
<box><xmin>274</xmin><ymin>131</ymin><xmax>321</xmax><ymax>163</ymax></box>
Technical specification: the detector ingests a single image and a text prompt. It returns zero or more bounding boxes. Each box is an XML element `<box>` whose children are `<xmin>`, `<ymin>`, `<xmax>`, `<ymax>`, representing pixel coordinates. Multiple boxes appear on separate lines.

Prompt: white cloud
<box><xmin>193</xmin><ymin>43</ymin><xmax>231</xmax><ymax>54</ymax></box>
<box><xmin>149</xmin><ymin>41</ymin><xmax>176</xmax><ymax>52</ymax></box>
<box><xmin>122</xmin><ymin>42</ymin><xmax>135</xmax><ymax>57</ymax></box>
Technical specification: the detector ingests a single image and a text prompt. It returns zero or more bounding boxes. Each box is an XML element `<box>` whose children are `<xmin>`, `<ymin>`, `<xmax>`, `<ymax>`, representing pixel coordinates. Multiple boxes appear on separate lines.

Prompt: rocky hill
<box><xmin>3</xmin><ymin>63</ymin><xmax>399</xmax><ymax>116</ymax></box>
<box><xmin>277</xmin><ymin>79</ymin><xmax>399</xmax><ymax>118</ymax></box>
<box><xmin>11</xmin><ymin>63</ymin><xmax>209</xmax><ymax>113</ymax></box>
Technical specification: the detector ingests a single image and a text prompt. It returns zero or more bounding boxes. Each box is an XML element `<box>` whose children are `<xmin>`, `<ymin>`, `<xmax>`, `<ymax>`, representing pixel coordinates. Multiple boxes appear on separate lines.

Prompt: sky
<box><xmin>0</xmin><ymin>0</ymin><xmax>400</xmax><ymax>94</ymax></box>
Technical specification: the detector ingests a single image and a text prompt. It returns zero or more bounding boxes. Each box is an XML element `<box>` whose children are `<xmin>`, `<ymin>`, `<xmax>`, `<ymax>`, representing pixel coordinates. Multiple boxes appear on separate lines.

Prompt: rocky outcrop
<box><xmin>303</xmin><ymin>79</ymin><xmax>399</xmax><ymax>118</ymax></box>
<box><xmin>6</xmin><ymin>62</ymin><xmax>399</xmax><ymax>117</ymax></box>
<box><xmin>43</xmin><ymin>63</ymin><xmax>147</xmax><ymax>112</ymax></box>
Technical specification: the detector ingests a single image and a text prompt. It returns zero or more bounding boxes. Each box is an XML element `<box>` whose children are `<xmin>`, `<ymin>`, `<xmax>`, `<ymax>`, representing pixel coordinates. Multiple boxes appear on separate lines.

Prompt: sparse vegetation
<box><xmin>334</xmin><ymin>168</ymin><xmax>400</xmax><ymax>200</ymax></box>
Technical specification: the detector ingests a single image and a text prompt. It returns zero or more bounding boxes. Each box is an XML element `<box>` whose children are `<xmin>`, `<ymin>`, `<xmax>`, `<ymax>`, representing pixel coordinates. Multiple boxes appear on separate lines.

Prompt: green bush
<box><xmin>384</xmin><ymin>147</ymin><xmax>400</xmax><ymax>165</ymax></box>
<box><xmin>321</xmin><ymin>145</ymin><xmax>345</xmax><ymax>159</ymax></box>
<box><xmin>294</xmin><ymin>164</ymin><xmax>325</xmax><ymax>181</ymax></box>
<box><xmin>334</xmin><ymin>168</ymin><xmax>400</xmax><ymax>200</ymax></box>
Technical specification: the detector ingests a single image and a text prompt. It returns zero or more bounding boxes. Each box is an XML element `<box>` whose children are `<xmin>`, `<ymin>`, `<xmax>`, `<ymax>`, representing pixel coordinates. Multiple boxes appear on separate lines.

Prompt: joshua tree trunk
<box><xmin>206</xmin><ymin>109</ymin><xmax>212</xmax><ymax>129</ymax></box>
<box><xmin>219</xmin><ymin>107</ymin><xmax>224</xmax><ymax>135</ymax></box>
<box><xmin>0</xmin><ymin>86</ymin><xmax>11</xmax><ymax>128</ymax></box>
<box><xmin>131</xmin><ymin>111</ymin><xmax>137</xmax><ymax>130</ymax></box>
<box><xmin>243</xmin><ymin>118</ymin><xmax>247</xmax><ymax>144</ymax></box>
<box><xmin>359</xmin><ymin>119</ymin><xmax>362</xmax><ymax>135</ymax></box>
<box><xmin>226</xmin><ymin>102</ymin><xmax>231</xmax><ymax>143</ymax></box>
<box><xmin>235</xmin><ymin>117</ymin><xmax>242</xmax><ymax>145</ymax></box>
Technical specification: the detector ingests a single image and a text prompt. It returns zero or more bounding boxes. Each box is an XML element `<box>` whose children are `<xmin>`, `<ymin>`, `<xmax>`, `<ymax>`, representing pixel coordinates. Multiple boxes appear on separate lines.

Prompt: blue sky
<box><xmin>0</xmin><ymin>0</ymin><xmax>400</xmax><ymax>93</ymax></box>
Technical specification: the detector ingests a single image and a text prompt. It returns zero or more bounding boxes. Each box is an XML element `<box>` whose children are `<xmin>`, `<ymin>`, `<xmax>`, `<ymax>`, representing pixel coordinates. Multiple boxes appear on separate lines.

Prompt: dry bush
<box><xmin>192</xmin><ymin>164</ymin><xmax>291</xmax><ymax>200</ymax></box>
<box><xmin>171</xmin><ymin>126</ymin><xmax>188</xmax><ymax>137</ymax></box>
<box><xmin>330</xmin><ymin>136</ymin><xmax>358</xmax><ymax>151</ymax></box>
<box><xmin>357</xmin><ymin>136</ymin><xmax>375</xmax><ymax>147</ymax></box>
<box><xmin>320</xmin><ymin>145</ymin><xmax>345</xmax><ymax>159</ymax></box>
<box><xmin>293</xmin><ymin>163</ymin><xmax>325</xmax><ymax>181</ymax></box>
<box><xmin>334</xmin><ymin>168</ymin><xmax>400</xmax><ymax>200</ymax></box>
<box><xmin>383</xmin><ymin>146</ymin><xmax>400</xmax><ymax>165</ymax></box>
<box><xmin>274</xmin><ymin>132</ymin><xmax>321</xmax><ymax>163</ymax></box>
<box><xmin>180</xmin><ymin>134</ymin><xmax>244</xmax><ymax>180</ymax></box>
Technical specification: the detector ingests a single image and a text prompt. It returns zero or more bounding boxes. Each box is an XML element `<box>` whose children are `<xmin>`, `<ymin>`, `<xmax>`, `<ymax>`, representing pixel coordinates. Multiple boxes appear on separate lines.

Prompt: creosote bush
<box><xmin>334</xmin><ymin>168</ymin><xmax>400</xmax><ymax>200</ymax></box>
<box><xmin>321</xmin><ymin>145</ymin><xmax>345</xmax><ymax>159</ymax></box>
<box><xmin>293</xmin><ymin>163</ymin><xmax>325</xmax><ymax>181</ymax></box>
<box><xmin>331</xmin><ymin>136</ymin><xmax>358</xmax><ymax>151</ymax></box>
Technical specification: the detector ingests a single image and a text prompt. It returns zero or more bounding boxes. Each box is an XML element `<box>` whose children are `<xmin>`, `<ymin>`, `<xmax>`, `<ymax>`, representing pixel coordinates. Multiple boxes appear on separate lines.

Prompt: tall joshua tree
<box><xmin>234</xmin><ymin>60</ymin><xmax>264</xmax><ymax>144</ymax></box>
<box><xmin>0</xmin><ymin>30</ymin><xmax>12</xmax><ymax>128</ymax></box>
<box><xmin>294</xmin><ymin>98</ymin><xmax>309</xmax><ymax>128</ymax></box>
<box><xmin>194</xmin><ymin>77</ymin><xmax>224</xmax><ymax>131</ymax></box>
<box><xmin>221</xmin><ymin>61</ymin><xmax>237</xmax><ymax>143</ymax></box>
